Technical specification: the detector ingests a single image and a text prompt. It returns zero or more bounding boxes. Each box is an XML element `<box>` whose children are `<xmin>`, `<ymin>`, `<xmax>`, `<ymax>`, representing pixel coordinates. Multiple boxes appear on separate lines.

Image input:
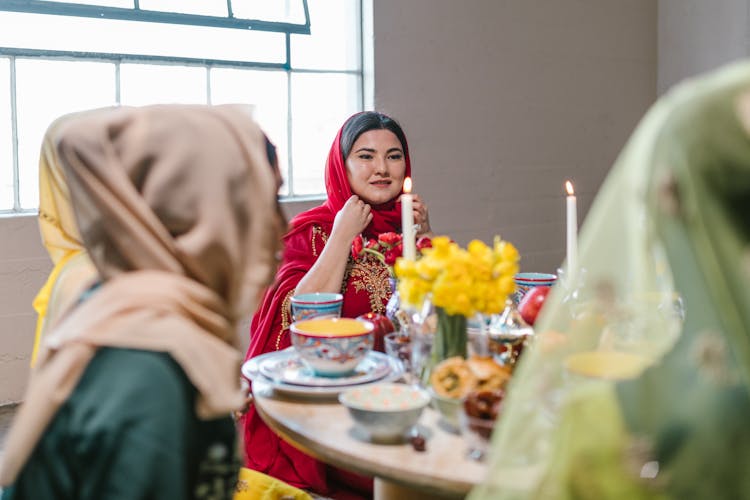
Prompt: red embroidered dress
<box><xmin>241</xmin><ymin>113</ymin><xmax>412</xmax><ymax>497</ymax></box>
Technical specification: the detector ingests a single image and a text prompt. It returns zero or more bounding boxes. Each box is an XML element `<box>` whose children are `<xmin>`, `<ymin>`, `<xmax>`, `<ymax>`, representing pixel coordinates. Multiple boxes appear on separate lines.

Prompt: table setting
<box><xmin>243</xmin><ymin>236</ymin><xmax>531</xmax><ymax>482</ymax></box>
<box><xmin>243</xmin><ymin>178</ymin><xmax>691</xmax><ymax>499</ymax></box>
<box><xmin>242</xmin><ymin>296</ymin><xmax>491</xmax><ymax>497</ymax></box>
<box><xmin>243</xmin><ymin>181</ymin><xmax>579</xmax><ymax>461</ymax></box>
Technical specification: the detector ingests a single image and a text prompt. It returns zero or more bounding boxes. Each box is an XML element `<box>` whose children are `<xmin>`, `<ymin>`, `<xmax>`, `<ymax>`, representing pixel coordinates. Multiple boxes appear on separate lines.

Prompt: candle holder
<box><xmin>486</xmin><ymin>299</ymin><xmax>534</xmax><ymax>368</ymax></box>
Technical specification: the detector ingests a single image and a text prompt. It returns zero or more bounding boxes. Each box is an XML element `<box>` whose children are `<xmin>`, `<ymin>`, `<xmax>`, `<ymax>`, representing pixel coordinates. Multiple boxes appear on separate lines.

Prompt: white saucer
<box><xmin>242</xmin><ymin>348</ymin><xmax>404</xmax><ymax>398</ymax></box>
<box><xmin>258</xmin><ymin>349</ymin><xmax>392</xmax><ymax>387</ymax></box>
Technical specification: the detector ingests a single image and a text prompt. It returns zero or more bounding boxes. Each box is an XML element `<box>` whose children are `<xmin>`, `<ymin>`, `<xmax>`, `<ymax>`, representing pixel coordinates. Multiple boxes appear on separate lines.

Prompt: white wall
<box><xmin>373</xmin><ymin>0</ymin><xmax>655</xmax><ymax>270</ymax></box>
<box><xmin>0</xmin><ymin>0</ymin><xmax>658</xmax><ymax>403</ymax></box>
<box><xmin>658</xmin><ymin>0</ymin><xmax>750</xmax><ymax>94</ymax></box>
<box><xmin>0</xmin><ymin>216</ymin><xmax>50</xmax><ymax>404</ymax></box>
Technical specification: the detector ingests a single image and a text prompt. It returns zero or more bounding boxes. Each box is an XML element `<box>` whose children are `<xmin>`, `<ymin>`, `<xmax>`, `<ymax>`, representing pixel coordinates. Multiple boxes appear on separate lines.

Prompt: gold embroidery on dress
<box><xmin>345</xmin><ymin>253</ymin><xmax>392</xmax><ymax>314</ymax></box>
<box><xmin>235</xmin><ymin>479</ymin><xmax>249</xmax><ymax>492</ymax></box>
<box><xmin>275</xmin><ymin>289</ymin><xmax>296</xmax><ymax>351</ymax></box>
<box><xmin>311</xmin><ymin>226</ymin><xmax>328</xmax><ymax>257</ymax></box>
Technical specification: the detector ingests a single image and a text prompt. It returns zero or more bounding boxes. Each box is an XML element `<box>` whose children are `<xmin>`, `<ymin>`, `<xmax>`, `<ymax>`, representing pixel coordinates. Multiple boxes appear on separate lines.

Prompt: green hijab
<box><xmin>470</xmin><ymin>61</ymin><xmax>750</xmax><ymax>499</ymax></box>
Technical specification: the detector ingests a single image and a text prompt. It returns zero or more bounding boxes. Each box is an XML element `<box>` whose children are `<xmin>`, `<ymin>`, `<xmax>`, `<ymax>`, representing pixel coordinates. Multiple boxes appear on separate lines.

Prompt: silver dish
<box><xmin>258</xmin><ymin>348</ymin><xmax>391</xmax><ymax>387</ymax></box>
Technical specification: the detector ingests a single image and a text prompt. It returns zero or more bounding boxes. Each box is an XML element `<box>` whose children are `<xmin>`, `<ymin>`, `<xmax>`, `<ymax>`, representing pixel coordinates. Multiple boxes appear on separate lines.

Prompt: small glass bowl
<box><xmin>458</xmin><ymin>409</ymin><xmax>496</xmax><ymax>461</ymax></box>
<box><xmin>384</xmin><ymin>332</ymin><xmax>412</xmax><ymax>372</ymax></box>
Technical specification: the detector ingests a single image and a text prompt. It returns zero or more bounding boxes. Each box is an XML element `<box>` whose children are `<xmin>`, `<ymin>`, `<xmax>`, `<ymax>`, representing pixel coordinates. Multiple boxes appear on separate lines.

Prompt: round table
<box><xmin>252</xmin><ymin>380</ymin><xmax>489</xmax><ymax>499</ymax></box>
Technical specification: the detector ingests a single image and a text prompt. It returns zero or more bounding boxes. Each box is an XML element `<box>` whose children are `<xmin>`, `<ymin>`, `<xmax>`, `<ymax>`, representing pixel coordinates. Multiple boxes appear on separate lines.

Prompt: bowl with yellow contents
<box><xmin>290</xmin><ymin>317</ymin><xmax>374</xmax><ymax>377</ymax></box>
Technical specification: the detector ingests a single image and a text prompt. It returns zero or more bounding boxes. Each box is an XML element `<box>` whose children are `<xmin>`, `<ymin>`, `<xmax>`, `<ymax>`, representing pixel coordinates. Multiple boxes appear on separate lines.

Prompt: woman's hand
<box><xmin>296</xmin><ymin>196</ymin><xmax>371</xmax><ymax>295</ymax></box>
<box><xmin>232</xmin><ymin>377</ymin><xmax>253</xmax><ymax>421</ymax></box>
<box><xmin>331</xmin><ymin>195</ymin><xmax>373</xmax><ymax>241</ymax></box>
<box><xmin>410</xmin><ymin>193</ymin><xmax>433</xmax><ymax>237</ymax></box>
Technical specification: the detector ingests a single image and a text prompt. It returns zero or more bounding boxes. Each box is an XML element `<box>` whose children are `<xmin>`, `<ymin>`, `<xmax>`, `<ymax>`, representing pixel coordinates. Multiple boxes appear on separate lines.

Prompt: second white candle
<box><xmin>565</xmin><ymin>180</ymin><xmax>578</xmax><ymax>275</ymax></box>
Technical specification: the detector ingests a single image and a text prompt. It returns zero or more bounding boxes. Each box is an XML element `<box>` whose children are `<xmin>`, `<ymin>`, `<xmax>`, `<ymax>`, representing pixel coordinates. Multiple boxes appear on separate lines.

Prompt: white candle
<box><xmin>401</xmin><ymin>177</ymin><xmax>416</xmax><ymax>261</ymax></box>
<box><xmin>565</xmin><ymin>180</ymin><xmax>578</xmax><ymax>275</ymax></box>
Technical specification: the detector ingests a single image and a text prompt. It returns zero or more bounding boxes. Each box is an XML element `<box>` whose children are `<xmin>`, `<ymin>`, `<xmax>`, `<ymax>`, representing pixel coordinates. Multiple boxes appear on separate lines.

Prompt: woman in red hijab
<box><xmin>241</xmin><ymin>112</ymin><xmax>432</xmax><ymax>498</ymax></box>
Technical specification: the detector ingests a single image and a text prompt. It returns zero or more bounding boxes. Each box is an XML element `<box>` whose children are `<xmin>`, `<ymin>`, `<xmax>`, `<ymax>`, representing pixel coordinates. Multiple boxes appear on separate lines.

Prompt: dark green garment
<box><xmin>2</xmin><ymin>348</ymin><xmax>239</xmax><ymax>500</ymax></box>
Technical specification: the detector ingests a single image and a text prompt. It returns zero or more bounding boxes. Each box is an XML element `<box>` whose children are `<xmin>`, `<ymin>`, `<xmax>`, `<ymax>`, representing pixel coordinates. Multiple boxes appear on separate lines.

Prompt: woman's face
<box><xmin>345</xmin><ymin>129</ymin><xmax>406</xmax><ymax>206</ymax></box>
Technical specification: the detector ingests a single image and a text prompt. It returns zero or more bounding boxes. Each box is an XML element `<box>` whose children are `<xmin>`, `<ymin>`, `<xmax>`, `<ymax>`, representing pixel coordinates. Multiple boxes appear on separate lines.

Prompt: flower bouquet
<box><xmin>394</xmin><ymin>236</ymin><xmax>520</xmax><ymax>380</ymax></box>
<box><xmin>351</xmin><ymin>232</ymin><xmax>433</xmax><ymax>277</ymax></box>
<box><xmin>351</xmin><ymin>232</ymin><xmax>433</xmax><ymax>332</ymax></box>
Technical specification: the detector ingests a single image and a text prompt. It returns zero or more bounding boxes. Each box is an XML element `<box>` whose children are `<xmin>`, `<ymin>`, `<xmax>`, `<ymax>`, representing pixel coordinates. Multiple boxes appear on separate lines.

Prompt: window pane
<box><xmin>15</xmin><ymin>59</ymin><xmax>116</xmax><ymax>209</ymax></box>
<box><xmin>139</xmin><ymin>0</ymin><xmax>226</xmax><ymax>17</ymax></box>
<box><xmin>0</xmin><ymin>58</ymin><xmax>12</xmax><ymax>210</ymax></box>
<box><xmin>231</xmin><ymin>0</ymin><xmax>306</xmax><ymax>24</ymax></box>
<box><xmin>0</xmin><ymin>12</ymin><xmax>285</xmax><ymax>63</ymax></box>
<box><xmin>210</xmin><ymin>68</ymin><xmax>290</xmax><ymax>195</ymax></box>
<box><xmin>291</xmin><ymin>0</ymin><xmax>359</xmax><ymax>70</ymax></box>
<box><xmin>291</xmin><ymin>73</ymin><xmax>359</xmax><ymax>195</ymax></box>
<box><xmin>120</xmin><ymin>63</ymin><xmax>206</xmax><ymax>105</ymax></box>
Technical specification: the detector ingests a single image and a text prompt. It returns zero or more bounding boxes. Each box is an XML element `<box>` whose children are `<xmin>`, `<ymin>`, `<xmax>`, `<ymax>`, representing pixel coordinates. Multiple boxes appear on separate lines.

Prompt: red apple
<box><xmin>518</xmin><ymin>286</ymin><xmax>551</xmax><ymax>326</ymax></box>
<box><xmin>356</xmin><ymin>312</ymin><xmax>395</xmax><ymax>353</ymax></box>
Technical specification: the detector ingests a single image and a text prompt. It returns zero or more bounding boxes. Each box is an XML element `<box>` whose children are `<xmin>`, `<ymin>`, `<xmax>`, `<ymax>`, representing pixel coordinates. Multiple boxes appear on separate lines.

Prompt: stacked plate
<box><xmin>242</xmin><ymin>347</ymin><xmax>404</xmax><ymax>398</ymax></box>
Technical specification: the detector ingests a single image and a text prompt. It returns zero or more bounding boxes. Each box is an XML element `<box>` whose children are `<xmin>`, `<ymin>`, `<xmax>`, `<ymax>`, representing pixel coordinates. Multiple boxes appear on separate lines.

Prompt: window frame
<box><xmin>0</xmin><ymin>0</ymin><xmax>311</xmax><ymax>34</ymax></box>
<box><xmin>0</xmin><ymin>0</ymin><xmax>367</xmax><ymax>214</ymax></box>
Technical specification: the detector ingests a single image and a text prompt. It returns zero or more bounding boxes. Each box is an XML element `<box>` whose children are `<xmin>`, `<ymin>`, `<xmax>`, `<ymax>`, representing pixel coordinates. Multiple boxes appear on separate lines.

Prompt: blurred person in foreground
<box><xmin>470</xmin><ymin>61</ymin><xmax>750</xmax><ymax>499</ymax></box>
<box><xmin>0</xmin><ymin>104</ymin><xmax>286</xmax><ymax>499</ymax></box>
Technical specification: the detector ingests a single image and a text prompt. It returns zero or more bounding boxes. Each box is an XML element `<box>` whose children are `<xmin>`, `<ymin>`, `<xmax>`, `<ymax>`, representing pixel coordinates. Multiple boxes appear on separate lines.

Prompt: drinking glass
<box><xmin>458</xmin><ymin>409</ymin><xmax>495</xmax><ymax>461</ymax></box>
<box><xmin>384</xmin><ymin>332</ymin><xmax>412</xmax><ymax>375</ymax></box>
<box><xmin>410</xmin><ymin>330</ymin><xmax>434</xmax><ymax>386</ymax></box>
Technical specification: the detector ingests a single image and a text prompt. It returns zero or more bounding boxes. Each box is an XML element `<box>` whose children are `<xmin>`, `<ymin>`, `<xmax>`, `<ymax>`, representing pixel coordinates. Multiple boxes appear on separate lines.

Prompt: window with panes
<box><xmin>0</xmin><ymin>0</ymin><xmax>364</xmax><ymax>213</ymax></box>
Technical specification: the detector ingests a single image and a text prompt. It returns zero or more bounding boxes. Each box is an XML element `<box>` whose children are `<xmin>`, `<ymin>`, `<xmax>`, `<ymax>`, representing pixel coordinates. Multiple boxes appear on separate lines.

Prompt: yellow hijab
<box><xmin>31</xmin><ymin>113</ymin><xmax>98</xmax><ymax>365</ymax></box>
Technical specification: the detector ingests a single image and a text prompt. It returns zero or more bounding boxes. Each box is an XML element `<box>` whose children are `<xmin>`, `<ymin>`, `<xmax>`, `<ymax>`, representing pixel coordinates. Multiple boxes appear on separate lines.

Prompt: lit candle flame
<box><xmin>403</xmin><ymin>177</ymin><xmax>412</xmax><ymax>194</ymax></box>
<box><xmin>565</xmin><ymin>180</ymin><xmax>575</xmax><ymax>196</ymax></box>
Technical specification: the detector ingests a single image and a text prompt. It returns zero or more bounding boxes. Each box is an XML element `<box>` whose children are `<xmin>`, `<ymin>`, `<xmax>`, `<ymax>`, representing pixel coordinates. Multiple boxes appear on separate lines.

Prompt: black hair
<box><xmin>340</xmin><ymin>111</ymin><xmax>407</xmax><ymax>159</ymax></box>
<box><xmin>264</xmin><ymin>134</ymin><xmax>278</xmax><ymax>168</ymax></box>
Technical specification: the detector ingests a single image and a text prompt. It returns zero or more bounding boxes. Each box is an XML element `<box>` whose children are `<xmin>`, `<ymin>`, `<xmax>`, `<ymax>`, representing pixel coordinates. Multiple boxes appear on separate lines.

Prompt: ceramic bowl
<box><xmin>513</xmin><ymin>272</ymin><xmax>557</xmax><ymax>303</ymax></box>
<box><xmin>339</xmin><ymin>383</ymin><xmax>431</xmax><ymax>443</ymax></box>
<box><xmin>290</xmin><ymin>292</ymin><xmax>344</xmax><ymax>322</ymax></box>
<box><xmin>290</xmin><ymin>317</ymin><xmax>374</xmax><ymax>377</ymax></box>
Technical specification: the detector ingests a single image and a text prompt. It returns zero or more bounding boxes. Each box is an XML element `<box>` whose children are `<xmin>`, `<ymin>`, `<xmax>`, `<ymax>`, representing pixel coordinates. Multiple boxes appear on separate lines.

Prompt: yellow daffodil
<box><xmin>395</xmin><ymin>235</ymin><xmax>520</xmax><ymax>317</ymax></box>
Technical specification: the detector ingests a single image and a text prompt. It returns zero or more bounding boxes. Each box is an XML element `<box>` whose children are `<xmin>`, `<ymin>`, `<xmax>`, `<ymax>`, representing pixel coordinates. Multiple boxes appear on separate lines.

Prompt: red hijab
<box><xmin>242</xmin><ymin>112</ymin><xmax>411</xmax><ymax>495</ymax></box>
<box><xmin>287</xmin><ymin>112</ymin><xmax>411</xmax><ymax>239</ymax></box>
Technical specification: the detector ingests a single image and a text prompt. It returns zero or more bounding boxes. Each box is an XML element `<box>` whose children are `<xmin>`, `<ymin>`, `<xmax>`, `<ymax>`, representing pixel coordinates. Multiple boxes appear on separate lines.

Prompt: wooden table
<box><xmin>252</xmin><ymin>380</ymin><xmax>488</xmax><ymax>499</ymax></box>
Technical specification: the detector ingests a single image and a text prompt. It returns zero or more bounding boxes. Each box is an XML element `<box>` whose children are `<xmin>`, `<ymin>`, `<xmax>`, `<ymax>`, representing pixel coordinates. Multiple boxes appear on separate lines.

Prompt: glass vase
<box><xmin>415</xmin><ymin>303</ymin><xmax>468</xmax><ymax>386</ymax></box>
<box><xmin>385</xmin><ymin>277</ymin><xmax>403</xmax><ymax>332</ymax></box>
<box><xmin>432</xmin><ymin>307</ymin><xmax>468</xmax><ymax>362</ymax></box>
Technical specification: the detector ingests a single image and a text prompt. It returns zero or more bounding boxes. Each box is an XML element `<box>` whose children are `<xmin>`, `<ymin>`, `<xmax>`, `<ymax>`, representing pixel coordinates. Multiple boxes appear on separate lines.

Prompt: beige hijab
<box><xmin>0</xmin><ymin>104</ymin><xmax>285</xmax><ymax>485</ymax></box>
